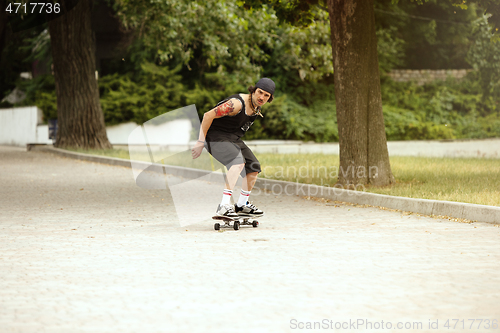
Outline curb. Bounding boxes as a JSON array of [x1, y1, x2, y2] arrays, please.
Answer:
[[31, 145, 500, 224]]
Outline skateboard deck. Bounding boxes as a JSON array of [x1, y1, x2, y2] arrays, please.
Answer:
[[212, 215, 263, 230]]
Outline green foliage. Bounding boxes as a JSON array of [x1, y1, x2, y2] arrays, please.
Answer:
[[479, 113, 500, 137], [8, 0, 500, 143], [383, 105, 456, 140], [380, 74, 500, 139], [20, 29, 51, 69], [25, 70, 499, 142], [99, 62, 185, 125], [456, 111, 500, 138], [467, 15, 500, 112], [104, 0, 340, 141], [16, 74, 57, 121], [95, 63, 500, 141], [0, 21, 47, 103], [376, 26, 406, 73], [109, 0, 279, 85], [241, 0, 321, 27], [466, 0, 500, 33], [245, 95, 338, 142], [109, 0, 339, 97], [2, 27, 53, 121], [376, 0, 480, 69], [266, 8, 333, 82]]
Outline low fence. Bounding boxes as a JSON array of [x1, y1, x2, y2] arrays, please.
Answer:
[[0, 106, 52, 147], [0, 107, 192, 147], [387, 69, 473, 85]]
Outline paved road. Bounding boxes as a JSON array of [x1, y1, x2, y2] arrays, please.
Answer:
[[1, 145, 499, 333]]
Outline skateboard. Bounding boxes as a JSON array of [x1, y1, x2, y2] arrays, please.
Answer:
[[212, 215, 262, 230]]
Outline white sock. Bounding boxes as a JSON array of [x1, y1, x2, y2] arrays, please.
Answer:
[[237, 189, 251, 207], [221, 189, 233, 206]]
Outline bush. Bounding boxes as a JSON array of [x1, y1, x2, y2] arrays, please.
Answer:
[[383, 105, 455, 140], [456, 112, 500, 139], [16, 74, 57, 121], [244, 95, 338, 142], [380, 74, 499, 140], [17, 64, 498, 142], [467, 15, 500, 112], [99, 62, 185, 125]]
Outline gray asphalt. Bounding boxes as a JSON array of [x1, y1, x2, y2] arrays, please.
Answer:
[[1, 145, 500, 333]]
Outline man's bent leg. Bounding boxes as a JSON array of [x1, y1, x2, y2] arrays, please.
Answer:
[[225, 163, 245, 190], [216, 163, 245, 217], [235, 172, 263, 215], [241, 172, 258, 192]]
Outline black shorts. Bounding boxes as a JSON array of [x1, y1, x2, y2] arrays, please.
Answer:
[[205, 132, 261, 178]]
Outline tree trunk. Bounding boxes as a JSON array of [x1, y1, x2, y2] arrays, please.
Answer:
[[48, 0, 112, 149], [0, 0, 8, 58], [327, 0, 394, 187]]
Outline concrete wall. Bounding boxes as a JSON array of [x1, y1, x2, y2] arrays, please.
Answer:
[[106, 119, 192, 145], [244, 139, 500, 158], [387, 69, 473, 85], [0, 107, 192, 147], [0, 106, 52, 147]]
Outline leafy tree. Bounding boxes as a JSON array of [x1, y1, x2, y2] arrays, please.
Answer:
[[48, 0, 111, 149], [268, 8, 333, 82], [0, 0, 48, 107], [377, 0, 480, 69], [2, 0, 112, 149], [244, 0, 394, 186], [107, 0, 339, 122], [461, 0, 500, 38], [467, 15, 500, 114], [327, 0, 394, 186], [17, 74, 58, 120], [109, 0, 279, 87], [262, 7, 336, 111], [242, 0, 500, 187], [99, 62, 185, 125], [376, 26, 406, 73]]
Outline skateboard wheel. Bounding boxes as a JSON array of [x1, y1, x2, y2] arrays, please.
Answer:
[[214, 223, 220, 231], [252, 221, 259, 228], [233, 221, 240, 230]]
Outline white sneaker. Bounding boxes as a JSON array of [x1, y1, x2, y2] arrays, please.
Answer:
[[216, 204, 238, 218], [234, 202, 264, 216]]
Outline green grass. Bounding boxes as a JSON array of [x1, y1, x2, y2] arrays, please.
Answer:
[[257, 153, 500, 207], [368, 156, 500, 207], [67, 148, 500, 207]]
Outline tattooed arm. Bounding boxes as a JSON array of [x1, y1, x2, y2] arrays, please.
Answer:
[[213, 99, 241, 118], [192, 98, 242, 159]]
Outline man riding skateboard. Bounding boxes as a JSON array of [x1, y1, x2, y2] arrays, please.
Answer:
[[191, 78, 275, 219]]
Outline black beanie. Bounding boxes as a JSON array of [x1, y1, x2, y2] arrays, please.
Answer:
[[255, 78, 275, 95]]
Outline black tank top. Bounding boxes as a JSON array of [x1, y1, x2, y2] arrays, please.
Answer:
[[207, 94, 258, 139]]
